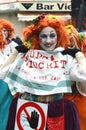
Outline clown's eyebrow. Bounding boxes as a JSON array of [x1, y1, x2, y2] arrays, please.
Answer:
[[50, 30, 55, 33], [40, 30, 56, 35]]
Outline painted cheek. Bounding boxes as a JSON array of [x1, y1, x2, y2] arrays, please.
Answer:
[[39, 38, 43, 43], [55, 38, 57, 42]]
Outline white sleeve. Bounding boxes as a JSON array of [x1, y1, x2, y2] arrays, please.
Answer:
[[70, 52, 86, 82], [0, 49, 18, 79], [1, 48, 18, 69], [76, 82, 86, 96], [75, 51, 86, 66], [10, 40, 18, 52], [0, 65, 10, 79]]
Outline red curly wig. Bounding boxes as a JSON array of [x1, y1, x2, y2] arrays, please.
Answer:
[[65, 25, 86, 56], [0, 25, 7, 50], [22, 14, 71, 50], [0, 19, 15, 50], [0, 19, 15, 39]]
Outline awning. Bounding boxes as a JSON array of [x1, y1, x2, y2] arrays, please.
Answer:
[[17, 13, 71, 22], [17, 13, 39, 21]]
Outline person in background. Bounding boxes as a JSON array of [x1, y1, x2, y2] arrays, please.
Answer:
[[0, 19, 23, 130], [0, 19, 23, 78], [64, 24, 86, 130], [0, 19, 16, 63]]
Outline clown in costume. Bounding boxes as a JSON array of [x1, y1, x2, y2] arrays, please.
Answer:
[[0, 19, 23, 78], [0, 19, 17, 56], [64, 24, 86, 130], [0, 19, 22, 130], [2, 14, 86, 129]]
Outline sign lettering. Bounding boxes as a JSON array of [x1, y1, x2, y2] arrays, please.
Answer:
[[37, 3, 54, 10], [19, 2, 71, 11]]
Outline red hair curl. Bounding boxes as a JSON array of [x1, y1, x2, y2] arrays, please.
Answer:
[[65, 25, 86, 56], [0, 25, 7, 50]]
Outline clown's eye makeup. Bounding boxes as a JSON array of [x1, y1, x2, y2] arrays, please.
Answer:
[[2, 28, 7, 33], [39, 33, 57, 39], [39, 34, 47, 38], [50, 33, 56, 38]]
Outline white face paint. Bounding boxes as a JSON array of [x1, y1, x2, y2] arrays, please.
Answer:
[[39, 26, 57, 51], [2, 28, 8, 39]]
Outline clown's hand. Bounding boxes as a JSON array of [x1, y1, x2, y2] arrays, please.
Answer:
[[15, 45, 28, 53], [27, 110, 39, 129], [61, 47, 80, 58], [12, 36, 23, 45]]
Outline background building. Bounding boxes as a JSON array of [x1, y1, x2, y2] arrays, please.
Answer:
[[71, 0, 86, 31], [0, 0, 71, 38]]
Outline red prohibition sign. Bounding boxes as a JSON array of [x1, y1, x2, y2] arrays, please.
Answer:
[[16, 102, 46, 130]]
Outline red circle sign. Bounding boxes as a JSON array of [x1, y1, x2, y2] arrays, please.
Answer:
[[16, 102, 46, 130]]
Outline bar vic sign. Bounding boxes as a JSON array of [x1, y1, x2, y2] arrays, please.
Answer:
[[19, 2, 71, 12]]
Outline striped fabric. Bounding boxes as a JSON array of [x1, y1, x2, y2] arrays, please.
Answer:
[[4, 48, 73, 96]]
